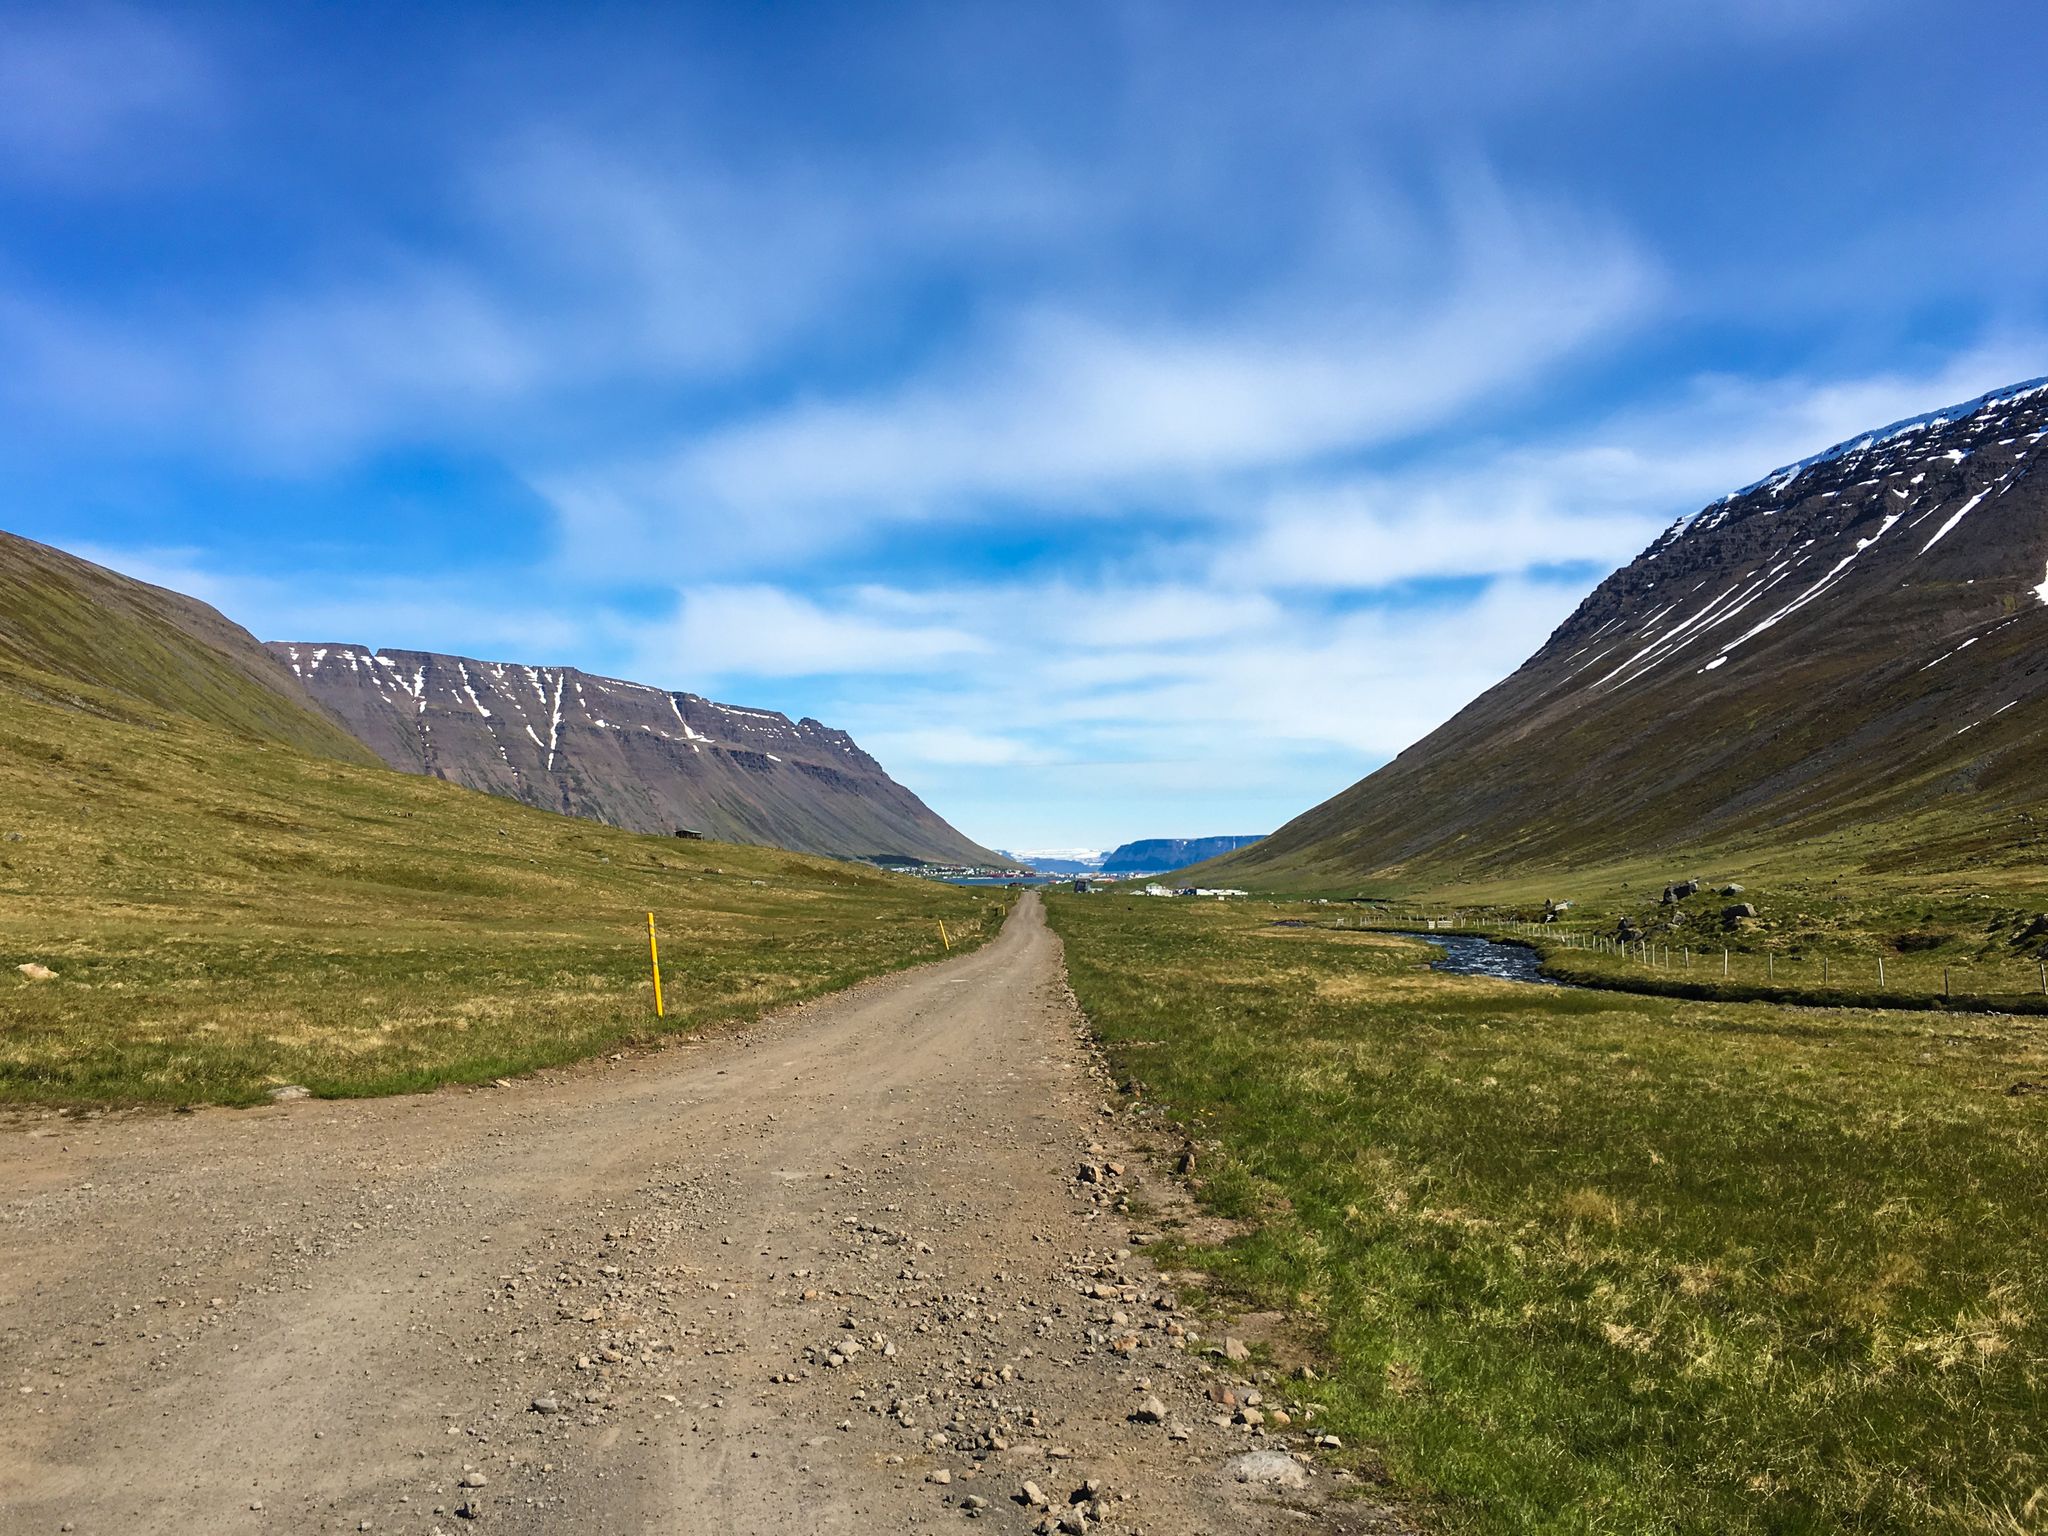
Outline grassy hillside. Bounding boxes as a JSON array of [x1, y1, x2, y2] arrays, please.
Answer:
[[0, 534, 1003, 1105], [1048, 893, 2048, 1536], [0, 531, 378, 764]]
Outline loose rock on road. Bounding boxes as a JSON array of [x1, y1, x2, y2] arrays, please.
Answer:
[[1, 894, 1406, 1533]]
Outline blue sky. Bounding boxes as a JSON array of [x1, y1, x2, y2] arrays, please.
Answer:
[[4, 1, 2045, 853]]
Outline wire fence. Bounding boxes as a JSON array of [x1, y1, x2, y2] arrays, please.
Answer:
[[1337, 912, 2048, 1004]]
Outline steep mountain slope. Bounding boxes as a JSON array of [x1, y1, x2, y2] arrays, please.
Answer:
[[0, 531, 375, 765], [1210, 377, 2048, 888], [1100, 835, 1264, 876], [271, 644, 996, 865]]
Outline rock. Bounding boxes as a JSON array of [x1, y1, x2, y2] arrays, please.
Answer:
[[1223, 1337, 1250, 1362], [530, 1395, 560, 1415], [928, 1469, 952, 1485], [2, 831, 23, 841], [1225, 1449, 1310, 1489], [1723, 903, 1758, 923], [963, 1494, 989, 1512], [458, 1472, 487, 1488], [1076, 1162, 1104, 1184], [1719, 884, 1745, 897], [1133, 1395, 1167, 1423], [1020, 1480, 1049, 1508], [268, 1085, 311, 1102], [16, 962, 55, 981]]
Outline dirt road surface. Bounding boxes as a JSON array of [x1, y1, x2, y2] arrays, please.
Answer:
[[2, 894, 1405, 1535]]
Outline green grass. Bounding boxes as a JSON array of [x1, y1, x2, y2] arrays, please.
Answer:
[[1250, 846, 2048, 1011], [0, 654, 1007, 1105], [1047, 893, 2048, 1536]]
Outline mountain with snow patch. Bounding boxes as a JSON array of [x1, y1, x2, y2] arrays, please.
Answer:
[[271, 644, 995, 865], [1204, 376, 2048, 887]]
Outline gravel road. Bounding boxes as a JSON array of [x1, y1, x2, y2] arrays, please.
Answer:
[[2, 894, 1406, 1534]]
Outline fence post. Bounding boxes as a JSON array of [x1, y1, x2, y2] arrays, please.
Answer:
[[647, 911, 665, 1019], [1878, 955, 1885, 988], [1722, 948, 1728, 978]]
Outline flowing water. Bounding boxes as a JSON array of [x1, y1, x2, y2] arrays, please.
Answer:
[[1387, 930, 1562, 985]]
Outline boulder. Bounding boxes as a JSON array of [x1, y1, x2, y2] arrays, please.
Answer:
[[1225, 1450, 1310, 1489], [1722, 902, 1758, 923], [1719, 884, 1745, 897]]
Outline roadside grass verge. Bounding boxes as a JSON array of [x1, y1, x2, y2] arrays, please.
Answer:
[[1047, 893, 2048, 1536], [0, 667, 1007, 1105]]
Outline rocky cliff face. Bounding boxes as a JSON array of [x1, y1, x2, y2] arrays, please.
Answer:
[[268, 644, 995, 864], [1210, 376, 2048, 886]]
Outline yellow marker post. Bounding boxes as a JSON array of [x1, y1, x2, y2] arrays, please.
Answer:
[[647, 911, 665, 1018], [938, 921, 951, 951]]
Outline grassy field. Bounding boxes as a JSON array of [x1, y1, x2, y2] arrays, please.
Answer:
[[1047, 892, 2048, 1536], [0, 657, 1006, 1105], [1271, 841, 2048, 1012]]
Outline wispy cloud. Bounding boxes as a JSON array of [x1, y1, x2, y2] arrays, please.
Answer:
[[547, 180, 1656, 572], [0, 3, 215, 178]]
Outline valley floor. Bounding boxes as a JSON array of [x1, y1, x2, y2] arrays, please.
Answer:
[[1047, 893, 2048, 1536], [0, 895, 1392, 1535]]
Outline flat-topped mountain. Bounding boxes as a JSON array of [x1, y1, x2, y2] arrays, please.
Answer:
[[271, 643, 995, 864], [1207, 376, 2048, 888], [1100, 836, 1264, 876]]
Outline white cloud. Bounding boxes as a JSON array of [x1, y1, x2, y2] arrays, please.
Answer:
[[629, 585, 991, 681], [1224, 335, 2048, 591], [547, 181, 1657, 569], [64, 336, 2047, 854]]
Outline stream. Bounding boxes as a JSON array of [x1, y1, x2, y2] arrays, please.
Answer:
[[1387, 930, 1562, 985]]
